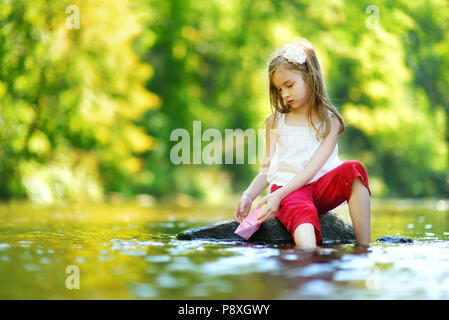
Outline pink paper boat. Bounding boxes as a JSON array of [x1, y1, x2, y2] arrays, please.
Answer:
[[234, 207, 263, 240]]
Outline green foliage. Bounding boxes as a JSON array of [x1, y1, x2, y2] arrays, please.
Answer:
[[0, 0, 159, 203], [135, 0, 449, 199], [0, 0, 448, 203]]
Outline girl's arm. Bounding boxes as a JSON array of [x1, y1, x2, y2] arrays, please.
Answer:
[[234, 173, 268, 223], [242, 173, 269, 201], [273, 115, 341, 200], [243, 114, 278, 200], [234, 114, 277, 222]]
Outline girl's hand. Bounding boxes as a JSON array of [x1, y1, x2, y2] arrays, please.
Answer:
[[234, 195, 252, 223], [256, 192, 282, 224]]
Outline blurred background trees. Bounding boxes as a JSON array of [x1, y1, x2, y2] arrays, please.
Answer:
[[1, 0, 448, 205], [0, 0, 159, 203]]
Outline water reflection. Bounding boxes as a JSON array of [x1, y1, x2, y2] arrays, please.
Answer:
[[0, 201, 449, 299]]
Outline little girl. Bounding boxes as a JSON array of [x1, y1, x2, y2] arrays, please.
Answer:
[[234, 38, 371, 248]]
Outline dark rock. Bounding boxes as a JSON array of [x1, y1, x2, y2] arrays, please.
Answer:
[[320, 212, 356, 245], [375, 235, 414, 244], [176, 211, 355, 245], [176, 218, 291, 244]]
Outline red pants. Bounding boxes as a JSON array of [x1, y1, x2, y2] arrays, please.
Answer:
[[270, 160, 371, 245]]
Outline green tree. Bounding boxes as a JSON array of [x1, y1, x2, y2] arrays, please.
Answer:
[[0, 0, 159, 203]]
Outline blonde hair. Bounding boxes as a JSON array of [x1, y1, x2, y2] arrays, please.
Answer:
[[265, 38, 344, 139]]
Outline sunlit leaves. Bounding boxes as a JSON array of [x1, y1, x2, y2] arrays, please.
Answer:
[[1, 0, 449, 202], [0, 0, 158, 202]]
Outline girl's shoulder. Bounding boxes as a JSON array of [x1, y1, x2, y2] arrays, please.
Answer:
[[265, 112, 283, 120], [264, 112, 283, 128]]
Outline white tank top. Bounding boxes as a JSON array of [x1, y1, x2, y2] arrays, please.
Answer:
[[266, 111, 342, 192]]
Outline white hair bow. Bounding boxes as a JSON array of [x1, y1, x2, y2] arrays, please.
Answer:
[[283, 45, 307, 65]]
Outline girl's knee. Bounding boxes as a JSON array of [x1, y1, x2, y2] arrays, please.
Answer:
[[294, 223, 317, 249], [351, 177, 371, 197], [352, 176, 363, 185], [342, 161, 369, 188], [344, 160, 364, 171]]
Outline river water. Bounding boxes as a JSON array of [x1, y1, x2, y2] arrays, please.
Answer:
[[0, 199, 448, 299]]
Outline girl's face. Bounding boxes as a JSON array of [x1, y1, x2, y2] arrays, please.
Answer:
[[272, 67, 309, 111]]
